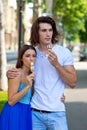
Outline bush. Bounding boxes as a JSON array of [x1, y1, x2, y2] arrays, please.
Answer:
[[0, 91, 7, 112]]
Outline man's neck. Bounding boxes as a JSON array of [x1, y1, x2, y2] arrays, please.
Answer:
[[38, 44, 49, 55], [38, 44, 47, 50]]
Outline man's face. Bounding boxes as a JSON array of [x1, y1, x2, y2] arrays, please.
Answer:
[[38, 23, 53, 46]]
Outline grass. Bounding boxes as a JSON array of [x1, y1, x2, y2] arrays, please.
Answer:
[[0, 91, 8, 112]]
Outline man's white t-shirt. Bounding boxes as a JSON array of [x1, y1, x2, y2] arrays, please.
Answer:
[[31, 44, 74, 111]]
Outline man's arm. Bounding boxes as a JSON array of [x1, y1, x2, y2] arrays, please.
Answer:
[[6, 68, 20, 79], [55, 64, 77, 88], [48, 50, 77, 88]]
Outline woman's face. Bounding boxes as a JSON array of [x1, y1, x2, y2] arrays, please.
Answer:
[[21, 49, 36, 69]]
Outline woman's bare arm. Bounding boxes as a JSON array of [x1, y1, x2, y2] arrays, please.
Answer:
[[8, 72, 34, 106]]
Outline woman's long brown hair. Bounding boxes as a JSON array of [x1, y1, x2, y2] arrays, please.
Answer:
[[16, 44, 36, 69]]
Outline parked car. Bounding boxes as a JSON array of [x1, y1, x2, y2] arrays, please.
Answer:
[[79, 47, 87, 61]]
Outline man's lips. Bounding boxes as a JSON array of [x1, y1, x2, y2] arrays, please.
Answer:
[[45, 38, 51, 41]]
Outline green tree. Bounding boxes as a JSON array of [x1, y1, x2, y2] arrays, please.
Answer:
[[79, 17, 87, 44], [27, 0, 87, 42], [52, 0, 87, 41]]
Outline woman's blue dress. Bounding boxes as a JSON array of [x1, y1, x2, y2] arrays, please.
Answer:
[[0, 84, 32, 130]]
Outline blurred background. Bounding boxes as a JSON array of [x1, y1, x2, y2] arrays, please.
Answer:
[[0, 0, 87, 51], [0, 1, 87, 130]]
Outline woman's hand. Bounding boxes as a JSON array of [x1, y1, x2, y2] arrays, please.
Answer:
[[61, 94, 65, 103], [26, 72, 35, 87]]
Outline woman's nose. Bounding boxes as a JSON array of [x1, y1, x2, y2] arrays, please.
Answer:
[[30, 56, 34, 62]]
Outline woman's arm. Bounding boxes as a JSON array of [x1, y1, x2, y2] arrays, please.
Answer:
[[8, 72, 34, 106]]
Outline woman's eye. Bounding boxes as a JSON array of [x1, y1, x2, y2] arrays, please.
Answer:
[[33, 55, 36, 57], [26, 54, 30, 57]]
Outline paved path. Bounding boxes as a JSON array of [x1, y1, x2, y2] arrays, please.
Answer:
[[65, 61, 87, 130]]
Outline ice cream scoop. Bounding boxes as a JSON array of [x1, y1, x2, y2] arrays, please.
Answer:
[[30, 62, 34, 73], [47, 44, 52, 50]]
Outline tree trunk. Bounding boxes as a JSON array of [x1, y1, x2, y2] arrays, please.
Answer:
[[45, 0, 53, 16], [0, 0, 7, 91], [32, 0, 39, 23]]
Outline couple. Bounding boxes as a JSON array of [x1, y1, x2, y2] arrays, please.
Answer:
[[0, 16, 77, 130]]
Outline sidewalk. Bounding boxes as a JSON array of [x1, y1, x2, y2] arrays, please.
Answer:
[[65, 61, 87, 130], [74, 61, 87, 70], [6, 50, 18, 69]]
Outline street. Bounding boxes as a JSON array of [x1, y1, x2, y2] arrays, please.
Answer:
[[65, 62, 87, 130], [7, 55, 87, 130]]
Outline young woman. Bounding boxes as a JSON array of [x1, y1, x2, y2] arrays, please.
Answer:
[[0, 45, 36, 130]]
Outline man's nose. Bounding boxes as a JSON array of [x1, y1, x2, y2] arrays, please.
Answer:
[[47, 31, 50, 35]]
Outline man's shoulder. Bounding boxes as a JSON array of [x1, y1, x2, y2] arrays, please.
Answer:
[[54, 44, 72, 56], [54, 43, 67, 50]]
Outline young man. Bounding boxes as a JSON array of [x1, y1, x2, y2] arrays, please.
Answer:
[[7, 16, 77, 130]]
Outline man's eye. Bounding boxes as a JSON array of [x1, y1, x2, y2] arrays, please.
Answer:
[[49, 29, 53, 31], [42, 29, 46, 32]]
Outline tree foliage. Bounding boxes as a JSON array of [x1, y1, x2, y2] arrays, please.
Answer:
[[52, 0, 87, 41], [27, 0, 32, 3], [26, 0, 87, 43], [79, 16, 87, 44]]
